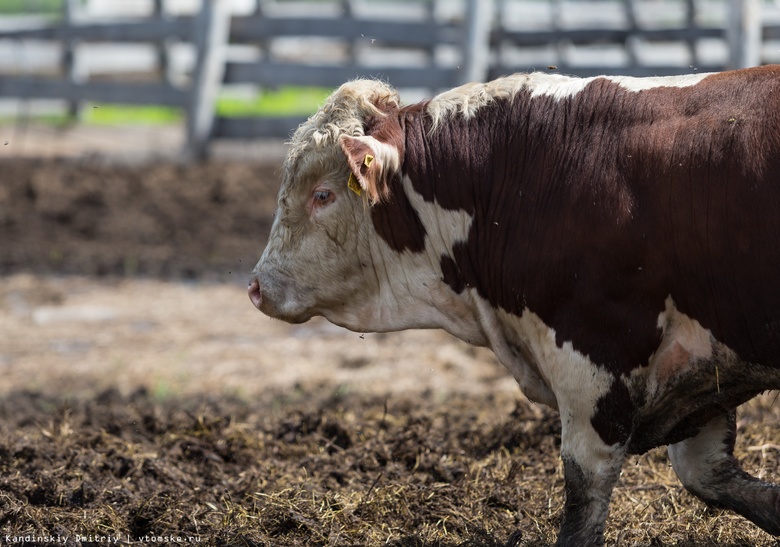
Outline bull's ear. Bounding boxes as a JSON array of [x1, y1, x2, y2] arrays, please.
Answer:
[[339, 134, 400, 204]]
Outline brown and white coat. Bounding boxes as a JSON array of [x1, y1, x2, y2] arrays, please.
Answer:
[[250, 65, 780, 546]]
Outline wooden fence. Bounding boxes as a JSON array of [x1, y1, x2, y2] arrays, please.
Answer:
[[0, 0, 776, 158], [210, 0, 487, 151], [489, 0, 769, 78]]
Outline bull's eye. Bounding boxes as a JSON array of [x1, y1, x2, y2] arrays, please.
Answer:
[[310, 188, 335, 214], [314, 190, 331, 202]]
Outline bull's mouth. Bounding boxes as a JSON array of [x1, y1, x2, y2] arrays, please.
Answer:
[[247, 277, 314, 324]]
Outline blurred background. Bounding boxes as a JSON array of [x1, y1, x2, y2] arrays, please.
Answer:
[[0, 0, 779, 399], [0, 0, 778, 159], [3, 3, 780, 545], [0, 0, 778, 398]]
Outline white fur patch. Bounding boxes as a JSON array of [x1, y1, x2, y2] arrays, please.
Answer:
[[668, 413, 730, 495], [645, 297, 716, 397], [286, 79, 400, 165], [526, 72, 592, 100], [605, 72, 712, 93], [427, 71, 713, 130], [325, 248, 486, 344], [378, 176, 482, 342], [494, 307, 625, 479], [362, 135, 402, 175], [529, 72, 712, 101], [328, 175, 483, 343], [401, 175, 473, 258], [497, 308, 615, 409]]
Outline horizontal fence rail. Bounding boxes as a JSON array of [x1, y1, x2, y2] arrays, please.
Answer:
[[0, 0, 774, 158], [0, 78, 187, 105], [0, 18, 194, 42], [208, 1, 483, 149]]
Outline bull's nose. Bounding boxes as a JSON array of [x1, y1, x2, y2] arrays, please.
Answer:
[[248, 278, 263, 310]]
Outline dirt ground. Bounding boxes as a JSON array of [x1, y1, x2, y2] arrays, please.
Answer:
[[1, 126, 780, 546]]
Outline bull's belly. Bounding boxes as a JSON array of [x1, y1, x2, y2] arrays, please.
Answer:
[[493, 298, 780, 455], [629, 298, 780, 453]]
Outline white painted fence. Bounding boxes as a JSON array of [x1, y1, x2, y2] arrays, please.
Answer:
[[0, 0, 775, 158]]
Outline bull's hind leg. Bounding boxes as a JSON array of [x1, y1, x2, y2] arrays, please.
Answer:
[[668, 410, 780, 535]]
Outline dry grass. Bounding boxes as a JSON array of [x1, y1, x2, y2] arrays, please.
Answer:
[[0, 387, 778, 546], [1, 156, 779, 545]]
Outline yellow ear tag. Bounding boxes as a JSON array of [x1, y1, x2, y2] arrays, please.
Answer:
[[347, 172, 362, 196], [347, 154, 375, 196]]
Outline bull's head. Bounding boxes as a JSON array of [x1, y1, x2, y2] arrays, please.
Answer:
[[248, 80, 406, 330]]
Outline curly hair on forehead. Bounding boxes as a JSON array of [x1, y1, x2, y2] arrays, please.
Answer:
[[274, 79, 402, 213], [284, 79, 401, 167]]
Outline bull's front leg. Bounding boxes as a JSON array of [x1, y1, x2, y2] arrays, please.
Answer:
[[555, 401, 628, 547], [500, 310, 632, 545], [549, 371, 634, 546]]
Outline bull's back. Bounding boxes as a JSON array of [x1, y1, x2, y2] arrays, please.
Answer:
[[624, 67, 780, 367], [405, 65, 780, 371]]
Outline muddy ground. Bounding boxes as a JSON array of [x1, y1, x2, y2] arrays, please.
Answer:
[[1, 132, 780, 546]]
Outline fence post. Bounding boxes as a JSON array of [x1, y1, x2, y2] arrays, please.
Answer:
[[683, 0, 697, 67], [461, 0, 493, 84], [185, 0, 231, 160], [153, 0, 173, 85], [63, 0, 81, 120], [727, 0, 762, 69]]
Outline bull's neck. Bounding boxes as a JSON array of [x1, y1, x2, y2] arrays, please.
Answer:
[[345, 105, 523, 343], [399, 102, 520, 214], [389, 99, 534, 333]]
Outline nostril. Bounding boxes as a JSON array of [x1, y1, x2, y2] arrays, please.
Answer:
[[248, 278, 263, 310]]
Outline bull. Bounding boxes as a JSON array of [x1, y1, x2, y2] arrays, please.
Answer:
[[248, 65, 780, 546]]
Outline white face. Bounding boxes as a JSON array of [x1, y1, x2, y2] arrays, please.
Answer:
[[249, 145, 485, 340], [249, 148, 377, 326]]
